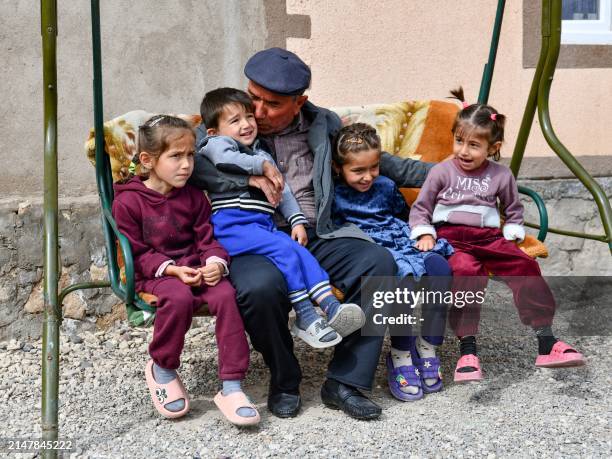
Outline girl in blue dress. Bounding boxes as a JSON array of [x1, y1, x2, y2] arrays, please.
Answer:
[[332, 123, 454, 401]]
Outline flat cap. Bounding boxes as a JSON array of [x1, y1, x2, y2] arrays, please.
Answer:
[[244, 47, 311, 96]]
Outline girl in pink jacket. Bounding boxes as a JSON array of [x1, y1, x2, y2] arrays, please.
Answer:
[[410, 88, 585, 383]]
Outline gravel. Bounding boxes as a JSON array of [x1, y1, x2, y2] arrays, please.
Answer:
[[1, 313, 610, 458]]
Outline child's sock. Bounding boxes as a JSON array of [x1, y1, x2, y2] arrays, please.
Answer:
[[534, 325, 559, 355], [319, 295, 341, 320], [457, 336, 478, 374], [459, 335, 477, 356], [390, 347, 419, 395], [416, 336, 439, 387], [222, 380, 257, 418], [294, 298, 338, 343], [293, 298, 319, 329], [152, 363, 185, 412]]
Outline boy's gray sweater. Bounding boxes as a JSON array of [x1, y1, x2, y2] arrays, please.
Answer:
[[200, 135, 308, 228]]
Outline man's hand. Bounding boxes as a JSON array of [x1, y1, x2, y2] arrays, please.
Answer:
[[291, 224, 308, 246], [164, 265, 202, 287], [249, 175, 281, 207], [262, 161, 284, 193], [415, 234, 435, 252], [199, 263, 224, 287]]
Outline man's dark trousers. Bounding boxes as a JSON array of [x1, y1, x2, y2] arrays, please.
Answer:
[[229, 228, 397, 394]]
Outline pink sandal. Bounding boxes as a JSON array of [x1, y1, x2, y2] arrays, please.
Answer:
[[144, 360, 190, 419], [535, 341, 586, 368], [453, 354, 483, 383], [213, 391, 261, 426]]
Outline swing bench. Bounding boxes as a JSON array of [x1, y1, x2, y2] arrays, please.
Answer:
[[84, 100, 549, 327]]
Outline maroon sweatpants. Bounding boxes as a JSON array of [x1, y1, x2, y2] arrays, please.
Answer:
[[141, 276, 249, 380], [437, 225, 556, 337]]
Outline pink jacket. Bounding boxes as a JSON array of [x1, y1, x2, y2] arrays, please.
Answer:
[[409, 159, 525, 242]]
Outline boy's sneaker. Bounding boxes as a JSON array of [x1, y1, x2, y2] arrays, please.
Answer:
[[327, 303, 365, 337]]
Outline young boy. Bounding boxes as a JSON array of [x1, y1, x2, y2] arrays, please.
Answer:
[[196, 87, 365, 348]]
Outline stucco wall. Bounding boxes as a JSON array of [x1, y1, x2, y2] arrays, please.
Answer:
[[2, 0, 610, 199], [1, 0, 270, 198], [287, 0, 612, 159]]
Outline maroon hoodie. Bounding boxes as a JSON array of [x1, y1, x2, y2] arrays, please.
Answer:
[[112, 176, 228, 287]]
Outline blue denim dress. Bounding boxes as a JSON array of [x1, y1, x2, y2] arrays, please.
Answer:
[[333, 176, 453, 280]]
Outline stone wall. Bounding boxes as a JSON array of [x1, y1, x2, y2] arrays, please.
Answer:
[[521, 177, 612, 276], [2, 175, 611, 341], [0, 196, 117, 341]]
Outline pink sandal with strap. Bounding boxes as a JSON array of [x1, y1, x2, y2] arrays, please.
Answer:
[[144, 359, 190, 419], [454, 354, 483, 383], [214, 391, 261, 426], [535, 341, 586, 368]]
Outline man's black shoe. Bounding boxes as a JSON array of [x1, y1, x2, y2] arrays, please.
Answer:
[[267, 391, 301, 418], [320, 379, 382, 420]]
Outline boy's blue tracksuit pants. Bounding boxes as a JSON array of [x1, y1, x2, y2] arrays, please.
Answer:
[[211, 208, 333, 305]]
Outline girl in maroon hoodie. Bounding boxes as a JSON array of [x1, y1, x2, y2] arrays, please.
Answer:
[[112, 115, 259, 425], [410, 89, 585, 383]]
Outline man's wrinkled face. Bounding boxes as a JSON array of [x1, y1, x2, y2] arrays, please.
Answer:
[[246, 81, 307, 135]]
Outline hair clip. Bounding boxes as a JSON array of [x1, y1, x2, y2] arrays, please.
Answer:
[[462, 102, 469, 109], [147, 115, 166, 127], [490, 113, 497, 121], [346, 137, 364, 145]]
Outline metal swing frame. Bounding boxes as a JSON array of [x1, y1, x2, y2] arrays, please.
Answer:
[[39, 1, 612, 456]]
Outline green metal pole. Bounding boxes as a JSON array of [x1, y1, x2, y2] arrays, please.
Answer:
[[478, 0, 506, 104], [518, 185, 548, 242], [537, 0, 612, 254], [41, 0, 59, 456], [91, 0, 107, 204], [524, 222, 610, 242], [90, 0, 129, 301], [59, 282, 110, 306], [510, 0, 551, 177]]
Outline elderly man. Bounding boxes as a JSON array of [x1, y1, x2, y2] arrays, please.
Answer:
[[191, 48, 432, 420]]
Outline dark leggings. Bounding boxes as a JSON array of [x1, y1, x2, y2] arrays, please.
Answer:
[[390, 253, 452, 350]]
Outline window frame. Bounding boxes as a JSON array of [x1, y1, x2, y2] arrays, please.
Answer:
[[562, 0, 612, 45]]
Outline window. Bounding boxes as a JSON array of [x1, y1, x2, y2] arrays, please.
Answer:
[[523, 0, 612, 68], [562, 0, 612, 44]]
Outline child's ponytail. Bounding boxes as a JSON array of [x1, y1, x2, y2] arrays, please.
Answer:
[[120, 153, 142, 184], [449, 87, 467, 106]]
